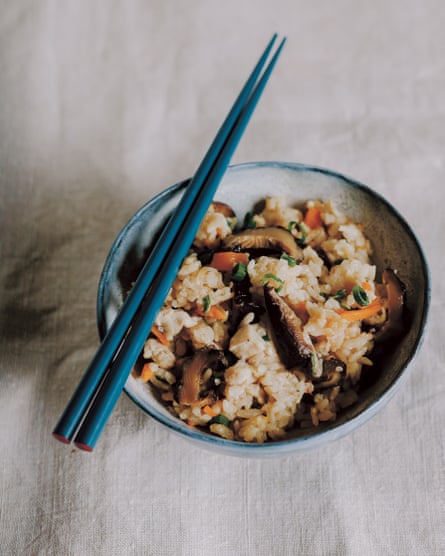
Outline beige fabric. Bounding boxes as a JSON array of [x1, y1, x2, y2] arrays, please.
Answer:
[[1, 1, 444, 554]]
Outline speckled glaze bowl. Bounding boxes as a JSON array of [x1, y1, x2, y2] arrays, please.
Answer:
[[97, 162, 430, 457]]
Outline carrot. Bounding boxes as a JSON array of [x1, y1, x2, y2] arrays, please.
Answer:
[[338, 299, 383, 321], [361, 281, 372, 291], [304, 206, 323, 229], [209, 251, 249, 271], [206, 304, 227, 320], [140, 363, 155, 383], [186, 420, 197, 427], [151, 325, 169, 345], [202, 401, 222, 417]]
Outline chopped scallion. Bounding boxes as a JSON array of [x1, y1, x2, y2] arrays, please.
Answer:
[[202, 295, 211, 313], [243, 211, 256, 229], [280, 253, 297, 267], [287, 221, 306, 246], [210, 414, 230, 427], [231, 262, 247, 282], [352, 285, 370, 306], [262, 273, 284, 293]]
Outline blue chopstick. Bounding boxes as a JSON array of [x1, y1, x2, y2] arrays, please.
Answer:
[[53, 35, 285, 449], [73, 37, 286, 451], [52, 35, 279, 444]]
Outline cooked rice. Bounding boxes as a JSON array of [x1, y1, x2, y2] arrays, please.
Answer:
[[138, 196, 390, 443]]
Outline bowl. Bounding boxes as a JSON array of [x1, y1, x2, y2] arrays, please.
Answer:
[[97, 162, 430, 457]]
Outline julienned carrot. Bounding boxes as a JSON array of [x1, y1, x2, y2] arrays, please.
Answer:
[[141, 363, 154, 383], [206, 304, 227, 320], [304, 206, 323, 229], [209, 251, 249, 271], [338, 299, 383, 321], [202, 401, 222, 417], [151, 325, 169, 345], [196, 303, 227, 320], [361, 281, 372, 291]]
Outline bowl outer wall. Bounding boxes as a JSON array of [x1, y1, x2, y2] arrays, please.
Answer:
[[96, 161, 430, 456]]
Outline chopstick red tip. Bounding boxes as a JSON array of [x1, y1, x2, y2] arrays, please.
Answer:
[[74, 442, 94, 452], [53, 432, 71, 444]]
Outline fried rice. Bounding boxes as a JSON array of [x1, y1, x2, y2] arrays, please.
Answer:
[[137, 196, 404, 443]]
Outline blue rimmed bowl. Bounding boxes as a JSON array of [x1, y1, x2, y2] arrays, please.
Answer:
[[97, 162, 430, 458]]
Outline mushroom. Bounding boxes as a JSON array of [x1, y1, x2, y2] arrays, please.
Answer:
[[212, 201, 236, 218], [313, 358, 346, 390], [375, 268, 405, 342], [178, 349, 227, 405], [222, 226, 302, 258], [263, 285, 320, 375]]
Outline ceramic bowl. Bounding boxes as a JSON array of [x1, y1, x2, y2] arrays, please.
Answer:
[[97, 162, 430, 457]]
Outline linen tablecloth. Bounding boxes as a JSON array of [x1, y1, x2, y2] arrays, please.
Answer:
[[1, 1, 444, 554]]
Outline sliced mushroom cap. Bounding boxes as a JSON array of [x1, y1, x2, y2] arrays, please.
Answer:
[[375, 268, 405, 342], [222, 226, 302, 258], [263, 285, 316, 372], [212, 201, 236, 218], [178, 349, 227, 405], [314, 358, 346, 390]]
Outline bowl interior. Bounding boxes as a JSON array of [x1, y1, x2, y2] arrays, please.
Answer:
[[97, 162, 429, 455]]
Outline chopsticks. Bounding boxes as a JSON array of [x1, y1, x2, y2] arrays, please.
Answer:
[[53, 34, 286, 451]]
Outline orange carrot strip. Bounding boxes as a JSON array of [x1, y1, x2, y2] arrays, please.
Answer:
[[304, 206, 323, 229], [202, 401, 222, 417], [151, 325, 169, 345], [361, 281, 372, 291], [187, 420, 197, 427], [338, 299, 383, 321], [209, 251, 249, 271], [206, 305, 227, 320], [141, 363, 155, 383]]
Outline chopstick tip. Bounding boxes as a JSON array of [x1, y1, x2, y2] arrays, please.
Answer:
[[52, 432, 71, 445], [74, 441, 94, 453]]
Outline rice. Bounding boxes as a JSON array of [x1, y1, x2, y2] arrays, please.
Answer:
[[138, 196, 396, 443]]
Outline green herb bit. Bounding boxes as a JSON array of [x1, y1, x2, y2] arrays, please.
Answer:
[[262, 273, 284, 293], [287, 221, 306, 247], [333, 258, 346, 266], [352, 285, 370, 307], [262, 334, 271, 342], [280, 253, 297, 267], [199, 250, 214, 265], [210, 414, 230, 427], [231, 262, 247, 282], [332, 289, 347, 301], [202, 295, 211, 313], [243, 211, 257, 229]]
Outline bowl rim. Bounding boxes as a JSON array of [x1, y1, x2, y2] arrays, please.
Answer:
[[97, 160, 431, 454]]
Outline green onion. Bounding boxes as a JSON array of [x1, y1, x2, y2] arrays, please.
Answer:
[[332, 289, 347, 301], [262, 273, 284, 293], [333, 258, 346, 266], [280, 253, 297, 267], [243, 211, 256, 229], [198, 250, 214, 265], [210, 414, 230, 427], [202, 295, 211, 313], [231, 262, 247, 282], [352, 285, 370, 306], [262, 334, 271, 342], [287, 221, 306, 246], [321, 289, 346, 302]]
